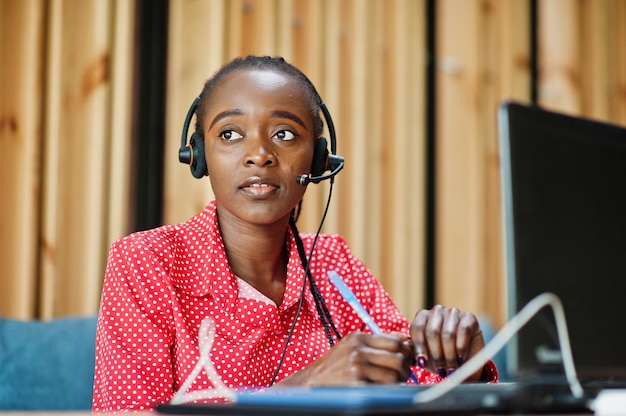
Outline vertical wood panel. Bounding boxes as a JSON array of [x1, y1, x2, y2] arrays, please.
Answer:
[[289, 0, 327, 234], [40, 0, 64, 318], [487, 0, 531, 325], [0, 0, 134, 319], [611, 0, 626, 125], [320, 0, 342, 234], [579, 0, 609, 119], [342, 0, 370, 263], [40, 0, 114, 318], [385, 0, 427, 316], [163, 0, 222, 225], [367, 1, 383, 279], [537, 0, 581, 113], [377, 0, 394, 270], [436, 0, 484, 314], [239, 0, 277, 55], [436, 0, 530, 325], [538, 0, 626, 126], [0, 0, 44, 319], [107, 0, 135, 249], [404, 0, 428, 316], [333, 0, 356, 247]]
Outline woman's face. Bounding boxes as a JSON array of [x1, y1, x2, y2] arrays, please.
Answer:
[[202, 69, 316, 226]]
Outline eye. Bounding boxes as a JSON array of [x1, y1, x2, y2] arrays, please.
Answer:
[[219, 130, 243, 142], [273, 130, 297, 141]]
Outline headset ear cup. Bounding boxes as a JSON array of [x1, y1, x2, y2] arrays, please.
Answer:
[[311, 138, 329, 176], [189, 133, 208, 178]]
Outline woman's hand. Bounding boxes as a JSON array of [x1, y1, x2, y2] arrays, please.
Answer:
[[410, 305, 485, 381], [279, 332, 414, 386]]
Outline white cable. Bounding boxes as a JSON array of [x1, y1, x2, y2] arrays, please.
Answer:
[[170, 317, 236, 404], [413, 292, 584, 404]]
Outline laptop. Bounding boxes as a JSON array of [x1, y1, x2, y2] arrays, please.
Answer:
[[156, 382, 585, 416], [499, 101, 626, 392], [159, 101, 619, 415]]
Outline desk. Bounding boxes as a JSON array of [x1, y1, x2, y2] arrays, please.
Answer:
[[0, 413, 594, 416]]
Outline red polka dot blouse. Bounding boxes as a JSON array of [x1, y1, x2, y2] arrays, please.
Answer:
[[92, 201, 496, 412]]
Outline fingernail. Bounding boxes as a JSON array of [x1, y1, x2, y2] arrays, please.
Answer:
[[417, 355, 427, 368], [457, 356, 464, 366], [437, 367, 447, 377], [447, 368, 456, 376]]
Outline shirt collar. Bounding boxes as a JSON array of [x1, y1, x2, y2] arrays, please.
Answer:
[[170, 201, 317, 316]]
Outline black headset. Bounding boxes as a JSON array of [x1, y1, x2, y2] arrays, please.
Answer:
[[178, 96, 344, 184]]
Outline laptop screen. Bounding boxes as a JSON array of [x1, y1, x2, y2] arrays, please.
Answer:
[[498, 101, 626, 384]]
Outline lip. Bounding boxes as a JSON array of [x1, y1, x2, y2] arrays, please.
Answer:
[[239, 176, 280, 198]]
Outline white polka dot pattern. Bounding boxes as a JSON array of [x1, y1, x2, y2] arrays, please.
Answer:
[[91, 201, 444, 412]]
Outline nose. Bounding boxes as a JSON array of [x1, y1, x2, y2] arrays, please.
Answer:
[[244, 134, 277, 167]]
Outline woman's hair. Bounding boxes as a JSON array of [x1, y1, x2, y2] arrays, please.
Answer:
[[195, 55, 324, 139]]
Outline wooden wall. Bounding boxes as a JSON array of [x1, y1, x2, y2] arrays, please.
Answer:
[[435, 0, 626, 326], [1, 0, 625, 326], [0, 0, 134, 319]]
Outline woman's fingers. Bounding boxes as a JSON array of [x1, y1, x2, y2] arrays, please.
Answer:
[[283, 332, 414, 386], [411, 305, 485, 378]]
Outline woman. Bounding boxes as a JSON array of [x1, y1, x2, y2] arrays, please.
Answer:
[[92, 56, 496, 412]]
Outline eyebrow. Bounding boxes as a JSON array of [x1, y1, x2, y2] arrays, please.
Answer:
[[209, 109, 244, 130], [208, 109, 308, 131], [270, 110, 307, 130]]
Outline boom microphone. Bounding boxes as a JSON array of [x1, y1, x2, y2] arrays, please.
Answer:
[[296, 154, 345, 186]]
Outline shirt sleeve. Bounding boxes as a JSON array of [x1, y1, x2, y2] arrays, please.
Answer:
[[409, 360, 499, 384], [327, 235, 411, 335], [92, 236, 176, 412], [323, 235, 500, 385]]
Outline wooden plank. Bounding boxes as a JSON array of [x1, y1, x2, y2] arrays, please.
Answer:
[[163, 0, 221, 226], [484, 0, 531, 326], [238, 0, 278, 55], [579, 0, 609, 120], [342, 0, 370, 265], [436, 0, 484, 313], [40, 0, 62, 318], [320, 0, 342, 234], [366, 0, 384, 280], [0, 0, 44, 319], [404, 0, 428, 317], [435, 0, 531, 326], [289, 0, 328, 235], [40, 0, 113, 318], [537, 0, 581, 113], [106, 0, 135, 268], [368, 1, 392, 291], [609, 0, 626, 125], [386, 0, 427, 317]]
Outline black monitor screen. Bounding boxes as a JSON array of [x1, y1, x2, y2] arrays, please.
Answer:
[[499, 101, 626, 383]]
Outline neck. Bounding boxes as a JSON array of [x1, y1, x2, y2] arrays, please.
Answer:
[[217, 209, 291, 306]]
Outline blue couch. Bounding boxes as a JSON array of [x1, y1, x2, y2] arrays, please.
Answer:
[[0, 313, 506, 410], [0, 315, 97, 410]]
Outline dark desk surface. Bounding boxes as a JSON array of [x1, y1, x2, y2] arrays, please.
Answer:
[[2, 413, 596, 416]]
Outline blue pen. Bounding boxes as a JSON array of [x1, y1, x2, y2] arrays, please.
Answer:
[[327, 270, 420, 384]]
